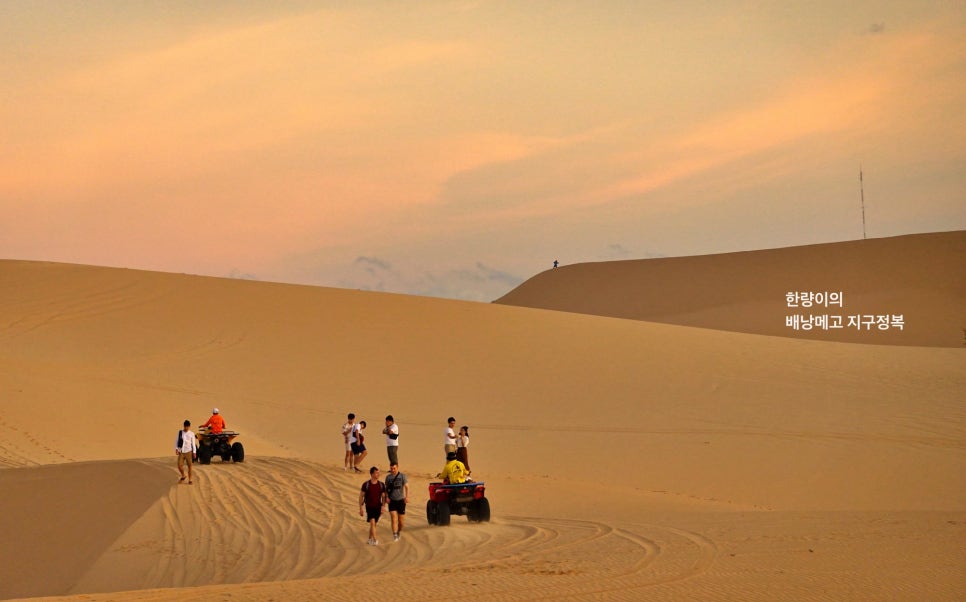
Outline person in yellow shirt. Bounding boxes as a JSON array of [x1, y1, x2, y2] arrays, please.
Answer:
[[439, 451, 469, 484], [202, 408, 226, 434]]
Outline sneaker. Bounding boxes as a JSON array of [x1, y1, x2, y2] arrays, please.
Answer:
[[366, 538, 373, 545], [372, 539, 379, 545], [393, 533, 400, 542]]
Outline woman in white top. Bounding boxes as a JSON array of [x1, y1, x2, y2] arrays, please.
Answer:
[[456, 425, 470, 472]]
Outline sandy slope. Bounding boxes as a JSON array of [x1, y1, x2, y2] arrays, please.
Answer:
[[5, 459, 963, 602], [0, 250, 963, 601], [495, 231, 966, 347]]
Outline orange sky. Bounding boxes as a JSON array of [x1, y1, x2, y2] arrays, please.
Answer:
[[2, 1, 964, 300]]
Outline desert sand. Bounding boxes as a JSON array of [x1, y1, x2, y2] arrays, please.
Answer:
[[0, 232, 963, 601]]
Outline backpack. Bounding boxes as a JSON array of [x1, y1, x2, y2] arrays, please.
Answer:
[[362, 480, 384, 506], [362, 480, 384, 493]]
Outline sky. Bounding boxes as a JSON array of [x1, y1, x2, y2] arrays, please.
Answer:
[[2, 1, 964, 301]]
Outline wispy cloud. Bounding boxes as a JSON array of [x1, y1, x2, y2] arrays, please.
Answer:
[[335, 257, 522, 301], [475, 262, 521, 287], [606, 244, 630, 259], [355, 256, 393, 274], [2, 4, 963, 299]]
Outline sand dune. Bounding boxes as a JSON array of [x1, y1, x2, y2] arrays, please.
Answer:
[[495, 231, 966, 347], [0, 247, 964, 600], [12, 458, 719, 600]]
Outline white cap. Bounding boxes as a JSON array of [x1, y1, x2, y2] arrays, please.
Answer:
[[213, 408, 220, 414]]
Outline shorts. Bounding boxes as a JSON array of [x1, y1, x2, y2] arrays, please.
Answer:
[[388, 499, 406, 514], [365, 506, 382, 522], [345, 441, 352, 452], [444, 444, 457, 454], [351, 442, 366, 455], [177, 452, 193, 469]]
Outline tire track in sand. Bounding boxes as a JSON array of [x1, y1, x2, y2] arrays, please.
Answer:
[[74, 458, 717, 599]]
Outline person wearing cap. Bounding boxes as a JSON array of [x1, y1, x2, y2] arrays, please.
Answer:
[[439, 450, 469, 485], [202, 408, 226, 434]]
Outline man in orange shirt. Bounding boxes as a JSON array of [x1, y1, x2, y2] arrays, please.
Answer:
[[202, 408, 226, 433]]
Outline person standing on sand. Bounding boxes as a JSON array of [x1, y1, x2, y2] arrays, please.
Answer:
[[456, 425, 470, 473], [359, 466, 387, 545], [444, 417, 457, 455], [341, 413, 356, 472], [175, 420, 197, 484], [385, 462, 409, 542], [383, 415, 400, 465], [352, 420, 368, 469]]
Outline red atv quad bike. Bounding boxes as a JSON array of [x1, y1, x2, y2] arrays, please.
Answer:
[[426, 481, 490, 526]]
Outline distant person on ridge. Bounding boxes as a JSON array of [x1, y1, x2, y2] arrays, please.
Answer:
[[202, 408, 225, 434], [553, 260, 559, 268]]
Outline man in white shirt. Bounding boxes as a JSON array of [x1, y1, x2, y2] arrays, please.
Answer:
[[444, 417, 457, 455], [175, 420, 197, 484], [383, 415, 400, 465], [341, 413, 356, 472]]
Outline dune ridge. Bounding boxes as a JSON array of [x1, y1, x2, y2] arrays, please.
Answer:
[[495, 231, 966, 347], [0, 244, 963, 600]]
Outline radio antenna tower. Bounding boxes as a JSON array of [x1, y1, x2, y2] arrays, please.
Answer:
[[859, 165, 867, 240]]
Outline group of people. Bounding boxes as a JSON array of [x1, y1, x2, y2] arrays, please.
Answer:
[[340, 413, 405, 545], [341, 413, 400, 473], [357, 463, 409, 545], [343, 413, 474, 545], [174, 408, 476, 546], [443, 416, 471, 476], [174, 408, 227, 484]]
